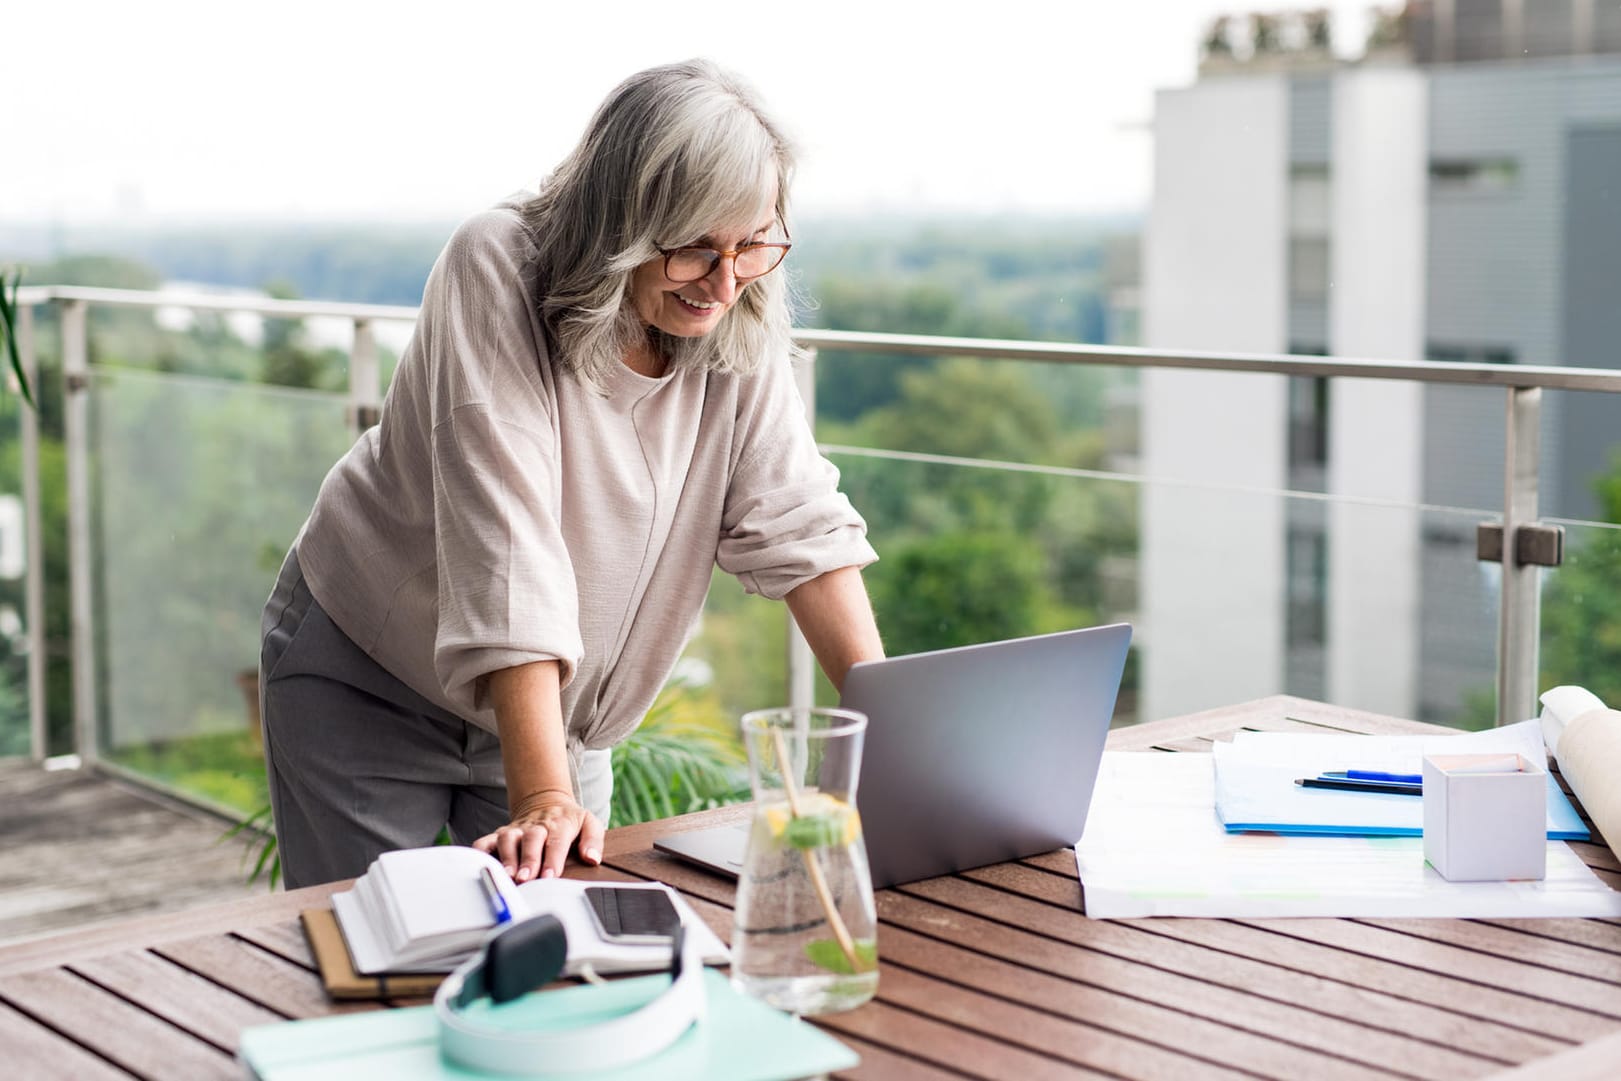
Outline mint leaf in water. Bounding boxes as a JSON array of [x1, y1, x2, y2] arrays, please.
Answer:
[[803, 938, 878, 975], [783, 813, 845, 850]]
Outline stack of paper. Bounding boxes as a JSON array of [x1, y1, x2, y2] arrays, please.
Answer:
[[1075, 751, 1621, 919], [337, 847, 521, 971]]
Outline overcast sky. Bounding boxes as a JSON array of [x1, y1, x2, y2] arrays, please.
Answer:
[[13, 1, 1377, 225]]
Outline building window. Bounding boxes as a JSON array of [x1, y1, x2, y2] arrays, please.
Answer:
[[1288, 237, 1331, 301], [1285, 525, 1328, 648], [1428, 343, 1517, 365], [1453, 0, 1506, 62], [1429, 158, 1520, 194], [1525, 0, 1576, 58], [1285, 345, 1330, 489]]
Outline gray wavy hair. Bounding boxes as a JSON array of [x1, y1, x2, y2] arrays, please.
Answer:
[[521, 59, 798, 387]]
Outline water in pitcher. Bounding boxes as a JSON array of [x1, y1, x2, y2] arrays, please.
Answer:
[[731, 790, 879, 1015], [731, 707, 878, 1014]]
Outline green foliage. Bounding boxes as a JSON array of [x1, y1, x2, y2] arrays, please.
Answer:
[[222, 806, 456, 890], [24, 254, 163, 291], [795, 216, 1122, 423], [0, 660, 30, 757], [0, 249, 353, 758], [804, 938, 878, 975], [687, 569, 789, 719], [108, 728, 269, 812], [844, 358, 1060, 462], [782, 813, 846, 851], [221, 804, 281, 890], [610, 683, 749, 828], [91, 368, 351, 752], [6, 217, 1143, 833], [1540, 453, 1621, 707], [1452, 686, 1498, 733], [820, 347, 1137, 671], [867, 531, 1081, 657], [0, 384, 65, 754], [23, 223, 446, 307], [259, 280, 348, 391], [807, 278, 1028, 422], [1592, 449, 1621, 523], [0, 266, 35, 408], [782, 230, 1140, 705]]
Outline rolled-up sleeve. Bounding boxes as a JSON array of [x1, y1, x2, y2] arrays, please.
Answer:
[[421, 217, 584, 712], [717, 357, 877, 599]]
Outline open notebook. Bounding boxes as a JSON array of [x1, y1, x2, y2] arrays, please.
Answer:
[[330, 846, 727, 976]]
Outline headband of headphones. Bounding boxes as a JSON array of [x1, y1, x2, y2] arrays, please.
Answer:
[[434, 914, 706, 1075]]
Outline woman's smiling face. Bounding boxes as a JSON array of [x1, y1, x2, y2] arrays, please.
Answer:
[[628, 210, 778, 339]]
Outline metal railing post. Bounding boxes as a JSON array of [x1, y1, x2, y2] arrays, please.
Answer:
[[787, 348, 817, 713], [17, 302, 46, 761], [349, 318, 380, 435], [61, 300, 98, 764], [1496, 385, 1542, 726]]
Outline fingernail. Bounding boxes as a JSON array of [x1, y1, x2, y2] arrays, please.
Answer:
[[541, 867, 557, 879], [584, 847, 601, 863], [516, 866, 531, 881]]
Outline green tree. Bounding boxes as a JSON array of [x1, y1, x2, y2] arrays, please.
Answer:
[[1540, 450, 1621, 706], [807, 278, 1029, 422], [259, 280, 348, 392], [866, 531, 1080, 658]]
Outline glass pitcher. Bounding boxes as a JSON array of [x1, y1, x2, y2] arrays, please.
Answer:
[[730, 706, 878, 1015]]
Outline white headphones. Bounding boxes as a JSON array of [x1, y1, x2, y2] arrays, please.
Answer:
[[434, 915, 707, 1075]]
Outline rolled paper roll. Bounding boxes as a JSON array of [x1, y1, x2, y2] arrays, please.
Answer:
[[1540, 685, 1607, 757], [1552, 707, 1621, 852]]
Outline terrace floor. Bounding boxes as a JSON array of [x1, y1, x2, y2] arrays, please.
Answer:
[[0, 759, 270, 947]]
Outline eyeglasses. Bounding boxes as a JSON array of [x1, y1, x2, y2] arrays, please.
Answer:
[[659, 241, 792, 283]]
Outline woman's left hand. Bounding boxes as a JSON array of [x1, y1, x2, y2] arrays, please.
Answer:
[[474, 786, 605, 882]]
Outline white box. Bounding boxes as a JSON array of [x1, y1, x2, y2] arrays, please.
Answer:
[[1422, 753, 1546, 882]]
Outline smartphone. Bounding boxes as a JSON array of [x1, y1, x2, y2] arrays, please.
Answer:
[[583, 885, 681, 945]]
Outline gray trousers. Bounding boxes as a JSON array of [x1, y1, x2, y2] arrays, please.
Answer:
[[260, 551, 612, 889]]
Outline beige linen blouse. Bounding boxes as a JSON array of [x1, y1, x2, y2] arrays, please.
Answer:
[[295, 201, 876, 755]]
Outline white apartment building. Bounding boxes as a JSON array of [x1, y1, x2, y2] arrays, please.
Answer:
[[1141, 2, 1621, 724]]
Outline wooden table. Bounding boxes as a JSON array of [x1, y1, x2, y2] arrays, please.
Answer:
[[4, 696, 1620, 1080]]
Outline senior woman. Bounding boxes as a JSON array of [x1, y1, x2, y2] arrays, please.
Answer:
[[260, 59, 883, 890]]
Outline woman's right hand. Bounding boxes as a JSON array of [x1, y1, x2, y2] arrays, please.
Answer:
[[483, 660, 603, 881], [474, 786, 605, 882]]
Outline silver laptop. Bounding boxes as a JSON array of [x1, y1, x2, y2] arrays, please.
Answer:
[[653, 623, 1132, 889]]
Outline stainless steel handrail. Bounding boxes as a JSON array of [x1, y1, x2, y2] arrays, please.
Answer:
[[792, 327, 1621, 393], [22, 285, 1621, 392], [13, 286, 1620, 760]]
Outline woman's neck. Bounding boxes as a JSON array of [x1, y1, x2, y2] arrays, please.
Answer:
[[623, 337, 668, 379]]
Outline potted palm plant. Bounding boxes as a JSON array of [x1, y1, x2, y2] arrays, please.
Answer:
[[0, 266, 37, 406]]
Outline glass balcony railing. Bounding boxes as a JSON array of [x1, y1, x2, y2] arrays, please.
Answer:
[[90, 368, 353, 813], [6, 286, 1621, 824]]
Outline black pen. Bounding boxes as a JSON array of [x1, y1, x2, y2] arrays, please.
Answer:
[[1294, 777, 1423, 796]]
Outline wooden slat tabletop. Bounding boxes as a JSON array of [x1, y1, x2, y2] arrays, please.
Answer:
[[2, 694, 1619, 1080]]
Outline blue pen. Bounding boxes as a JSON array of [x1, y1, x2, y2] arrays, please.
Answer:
[[1323, 770, 1424, 785], [480, 865, 513, 925]]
